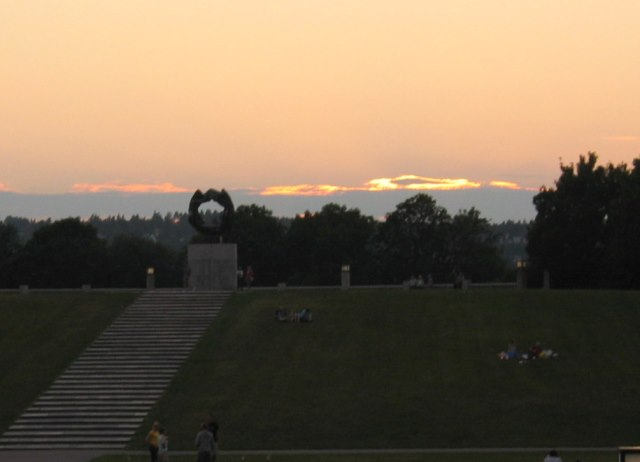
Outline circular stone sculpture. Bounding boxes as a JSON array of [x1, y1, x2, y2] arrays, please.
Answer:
[[188, 188, 234, 240]]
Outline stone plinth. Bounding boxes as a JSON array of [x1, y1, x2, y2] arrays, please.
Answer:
[[188, 243, 238, 291]]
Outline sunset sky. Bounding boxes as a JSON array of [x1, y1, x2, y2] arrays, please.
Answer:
[[2, 1, 639, 201]]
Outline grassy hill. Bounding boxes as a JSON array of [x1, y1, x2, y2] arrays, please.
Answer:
[[133, 289, 640, 450], [0, 291, 138, 434]]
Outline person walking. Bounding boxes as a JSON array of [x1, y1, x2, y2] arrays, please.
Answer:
[[158, 427, 169, 462], [145, 421, 160, 462], [195, 423, 215, 462], [244, 265, 254, 289]]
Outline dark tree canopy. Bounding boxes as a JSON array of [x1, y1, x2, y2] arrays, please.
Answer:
[[376, 194, 450, 283], [0, 222, 21, 288], [229, 204, 286, 286], [21, 218, 109, 288], [528, 152, 640, 288], [447, 208, 505, 282], [108, 234, 183, 288], [286, 203, 377, 285]]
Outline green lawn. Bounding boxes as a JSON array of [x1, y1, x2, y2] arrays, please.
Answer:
[[0, 291, 138, 433], [131, 289, 640, 450], [93, 450, 617, 462]]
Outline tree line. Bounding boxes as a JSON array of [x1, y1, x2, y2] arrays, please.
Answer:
[[0, 193, 524, 289], [4, 152, 634, 290]]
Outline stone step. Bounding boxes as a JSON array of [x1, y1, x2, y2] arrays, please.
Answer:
[[15, 417, 144, 424], [10, 423, 140, 430], [54, 378, 170, 384], [63, 366, 180, 372], [21, 411, 149, 418], [0, 443, 130, 449], [0, 436, 131, 444], [3, 430, 135, 437], [49, 384, 169, 391], [40, 392, 158, 398], [69, 355, 186, 369], [35, 393, 158, 400], [102, 326, 209, 331], [33, 399, 156, 406], [25, 405, 151, 412], [89, 338, 199, 345], [57, 372, 174, 379]]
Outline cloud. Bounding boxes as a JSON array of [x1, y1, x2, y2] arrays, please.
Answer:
[[71, 182, 190, 194], [489, 180, 522, 190], [258, 175, 533, 196], [261, 184, 354, 196], [365, 175, 481, 191]]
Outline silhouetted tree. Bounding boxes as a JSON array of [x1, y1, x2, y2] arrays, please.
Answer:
[[229, 204, 286, 286], [527, 152, 632, 288], [447, 208, 506, 282], [20, 218, 108, 288], [107, 234, 182, 288], [286, 204, 376, 285], [375, 194, 450, 283], [602, 158, 640, 288], [0, 222, 21, 288]]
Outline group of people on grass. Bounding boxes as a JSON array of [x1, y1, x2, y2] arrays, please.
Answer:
[[498, 339, 558, 361], [146, 414, 220, 462], [275, 307, 313, 323]]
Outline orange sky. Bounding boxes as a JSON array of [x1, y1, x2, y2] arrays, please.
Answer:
[[2, 1, 639, 196]]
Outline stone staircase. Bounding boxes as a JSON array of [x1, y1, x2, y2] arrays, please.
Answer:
[[0, 290, 230, 450]]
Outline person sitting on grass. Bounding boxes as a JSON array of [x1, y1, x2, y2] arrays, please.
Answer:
[[275, 308, 288, 322], [498, 339, 519, 360], [506, 339, 518, 360], [299, 308, 313, 323], [528, 341, 543, 359]]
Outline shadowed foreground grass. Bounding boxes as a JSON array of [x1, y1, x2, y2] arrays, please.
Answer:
[[0, 291, 138, 434], [93, 450, 616, 462], [132, 289, 640, 450]]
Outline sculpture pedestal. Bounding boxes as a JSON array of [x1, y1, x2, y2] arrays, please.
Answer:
[[188, 244, 237, 291]]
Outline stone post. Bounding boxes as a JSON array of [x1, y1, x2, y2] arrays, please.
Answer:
[[146, 267, 155, 290], [341, 265, 351, 290]]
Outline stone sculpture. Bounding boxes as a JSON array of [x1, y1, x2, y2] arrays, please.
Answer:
[[188, 188, 234, 241]]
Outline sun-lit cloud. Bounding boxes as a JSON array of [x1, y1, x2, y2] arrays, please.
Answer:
[[71, 182, 190, 194], [258, 175, 543, 196], [489, 181, 539, 191], [365, 175, 481, 191], [489, 181, 521, 190], [260, 175, 482, 196], [605, 136, 638, 141], [261, 184, 354, 196]]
